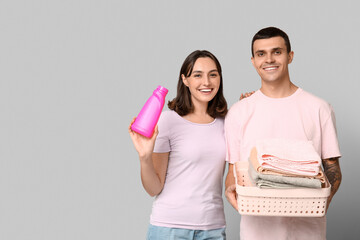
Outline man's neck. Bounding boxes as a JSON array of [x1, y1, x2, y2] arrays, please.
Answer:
[[260, 79, 298, 98]]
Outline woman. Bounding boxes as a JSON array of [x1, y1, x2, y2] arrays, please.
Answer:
[[129, 50, 228, 239]]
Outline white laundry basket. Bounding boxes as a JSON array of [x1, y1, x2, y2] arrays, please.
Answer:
[[234, 161, 331, 217]]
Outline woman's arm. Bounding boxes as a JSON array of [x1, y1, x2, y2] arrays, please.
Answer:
[[129, 118, 169, 196], [140, 152, 169, 196]]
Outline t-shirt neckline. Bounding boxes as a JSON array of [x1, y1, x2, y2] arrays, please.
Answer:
[[172, 111, 217, 126], [258, 87, 302, 101]]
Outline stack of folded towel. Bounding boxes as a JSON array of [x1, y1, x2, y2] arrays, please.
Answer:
[[248, 139, 326, 189]]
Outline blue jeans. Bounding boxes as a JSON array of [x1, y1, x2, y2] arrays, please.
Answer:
[[146, 224, 226, 240]]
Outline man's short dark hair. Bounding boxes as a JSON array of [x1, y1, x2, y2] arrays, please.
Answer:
[[251, 27, 291, 57]]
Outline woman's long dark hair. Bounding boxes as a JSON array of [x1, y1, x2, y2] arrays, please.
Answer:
[[168, 50, 228, 118]]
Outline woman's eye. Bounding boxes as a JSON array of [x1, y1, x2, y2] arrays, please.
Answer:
[[194, 74, 201, 78], [210, 74, 218, 77]]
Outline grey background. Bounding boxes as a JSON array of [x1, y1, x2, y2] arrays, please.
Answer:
[[1, 0, 359, 239]]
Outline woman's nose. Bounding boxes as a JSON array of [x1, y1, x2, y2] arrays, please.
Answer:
[[203, 75, 210, 85]]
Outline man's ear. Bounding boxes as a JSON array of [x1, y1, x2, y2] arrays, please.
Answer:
[[288, 51, 294, 64], [182, 74, 188, 87], [251, 57, 255, 67]]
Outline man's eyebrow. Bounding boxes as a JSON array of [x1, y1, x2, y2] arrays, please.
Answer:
[[272, 47, 284, 51], [255, 47, 284, 53]]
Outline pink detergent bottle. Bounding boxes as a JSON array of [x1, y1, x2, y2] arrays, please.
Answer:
[[131, 85, 168, 138]]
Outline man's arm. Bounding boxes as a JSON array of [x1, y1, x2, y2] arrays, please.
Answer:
[[225, 163, 238, 211], [322, 157, 342, 210]]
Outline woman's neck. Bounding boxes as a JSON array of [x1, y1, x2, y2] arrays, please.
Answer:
[[183, 112, 214, 124], [183, 101, 214, 124]]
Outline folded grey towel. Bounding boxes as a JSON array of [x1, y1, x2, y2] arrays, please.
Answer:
[[248, 161, 322, 189]]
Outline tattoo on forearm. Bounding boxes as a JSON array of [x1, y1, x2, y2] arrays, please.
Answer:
[[322, 157, 342, 196]]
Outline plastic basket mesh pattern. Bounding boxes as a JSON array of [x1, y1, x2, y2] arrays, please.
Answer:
[[234, 161, 330, 217]]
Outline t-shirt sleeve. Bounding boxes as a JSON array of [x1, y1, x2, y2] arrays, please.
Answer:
[[153, 111, 171, 153], [225, 105, 241, 163], [320, 104, 341, 159]]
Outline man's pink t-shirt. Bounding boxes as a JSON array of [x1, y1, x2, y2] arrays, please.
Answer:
[[225, 88, 341, 240], [152, 110, 226, 230]]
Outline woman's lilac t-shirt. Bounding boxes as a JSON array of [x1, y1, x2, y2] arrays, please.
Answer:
[[151, 111, 226, 230]]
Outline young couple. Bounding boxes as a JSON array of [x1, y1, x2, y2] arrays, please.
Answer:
[[129, 27, 342, 240]]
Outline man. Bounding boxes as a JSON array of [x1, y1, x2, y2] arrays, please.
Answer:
[[224, 27, 342, 239]]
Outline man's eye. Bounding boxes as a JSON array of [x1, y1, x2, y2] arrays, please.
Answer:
[[275, 51, 281, 55], [257, 53, 264, 57]]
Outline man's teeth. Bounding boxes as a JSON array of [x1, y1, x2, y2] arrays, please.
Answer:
[[264, 67, 277, 70], [200, 89, 211, 92]]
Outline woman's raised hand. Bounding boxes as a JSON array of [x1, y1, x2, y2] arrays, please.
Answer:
[[128, 117, 159, 158]]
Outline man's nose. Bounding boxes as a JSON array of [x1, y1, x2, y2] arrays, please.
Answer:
[[265, 54, 275, 63]]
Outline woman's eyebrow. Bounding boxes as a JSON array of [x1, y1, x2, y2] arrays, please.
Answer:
[[192, 69, 218, 74]]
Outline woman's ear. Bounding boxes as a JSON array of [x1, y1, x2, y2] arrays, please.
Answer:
[[182, 74, 188, 87]]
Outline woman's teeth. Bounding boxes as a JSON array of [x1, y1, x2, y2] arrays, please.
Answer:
[[199, 89, 212, 92]]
